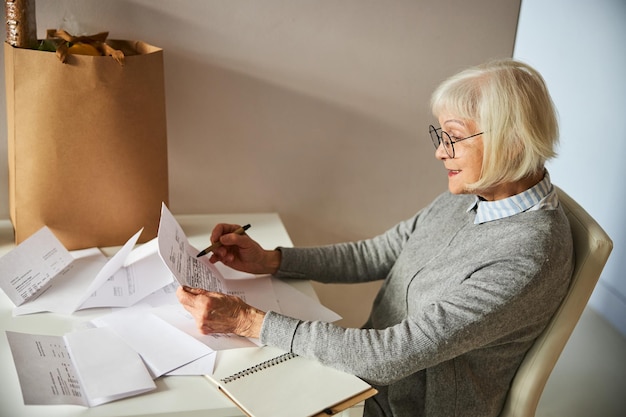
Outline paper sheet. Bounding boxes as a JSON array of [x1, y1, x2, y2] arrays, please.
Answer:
[[79, 252, 174, 310], [166, 351, 217, 375], [0, 227, 74, 306], [92, 308, 215, 377], [157, 204, 281, 311], [6, 327, 155, 407], [12, 250, 107, 315], [6, 331, 86, 406], [157, 204, 225, 291]]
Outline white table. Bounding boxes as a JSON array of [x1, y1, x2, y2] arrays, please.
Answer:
[[0, 213, 322, 417]]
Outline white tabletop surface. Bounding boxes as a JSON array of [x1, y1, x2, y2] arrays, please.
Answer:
[[0, 213, 313, 417]]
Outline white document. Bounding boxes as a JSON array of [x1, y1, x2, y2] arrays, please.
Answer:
[[157, 203, 281, 312], [0, 227, 75, 306], [12, 250, 108, 315], [0, 227, 174, 316], [92, 308, 215, 377], [5, 327, 156, 407], [79, 251, 174, 310], [157, 203, 227, 291]]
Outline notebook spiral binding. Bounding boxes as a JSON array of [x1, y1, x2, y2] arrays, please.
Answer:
[[221, 352, 298, 384]]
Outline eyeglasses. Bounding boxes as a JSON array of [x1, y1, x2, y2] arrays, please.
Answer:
[[429, 125, 483, 158]]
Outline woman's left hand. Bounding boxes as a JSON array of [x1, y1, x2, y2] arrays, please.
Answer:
[[176, 286, 266, 338]]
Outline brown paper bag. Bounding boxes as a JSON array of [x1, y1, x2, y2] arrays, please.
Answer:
[[4, 39, 169, 249]]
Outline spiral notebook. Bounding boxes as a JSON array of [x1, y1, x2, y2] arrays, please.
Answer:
[[205, 346, 377, 417]]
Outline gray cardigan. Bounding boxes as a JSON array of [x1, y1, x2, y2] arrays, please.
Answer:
[[260, 191, 574, 417]]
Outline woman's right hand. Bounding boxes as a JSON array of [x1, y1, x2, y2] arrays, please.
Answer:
[[207, 223, 281, 275]]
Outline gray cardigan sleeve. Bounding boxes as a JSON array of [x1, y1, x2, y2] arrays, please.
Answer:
[[274, 212, 422, 285]]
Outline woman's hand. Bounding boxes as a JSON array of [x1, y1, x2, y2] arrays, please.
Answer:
[[207, 223, 281, 274], [176, 286, 266, 338]]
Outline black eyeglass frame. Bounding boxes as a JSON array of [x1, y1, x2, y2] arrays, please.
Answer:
[[429, 125, 484, 158]]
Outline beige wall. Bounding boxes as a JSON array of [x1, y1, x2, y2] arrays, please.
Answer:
[[0, 0, 520, 326]]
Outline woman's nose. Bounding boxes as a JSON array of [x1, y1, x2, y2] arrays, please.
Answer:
[[435, 141, 449, 160]]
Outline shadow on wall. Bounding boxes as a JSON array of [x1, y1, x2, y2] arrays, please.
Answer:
[[165, 48, 443, 247]]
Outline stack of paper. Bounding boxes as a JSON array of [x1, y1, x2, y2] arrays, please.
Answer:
[[0, 227, 173, 315]]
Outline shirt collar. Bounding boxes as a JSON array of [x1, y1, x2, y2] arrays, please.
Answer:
[[467, 170, 556, 224]]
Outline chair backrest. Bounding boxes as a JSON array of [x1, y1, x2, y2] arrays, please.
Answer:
[[499, 186, 613, 417]]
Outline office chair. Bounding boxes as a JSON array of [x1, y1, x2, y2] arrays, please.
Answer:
[[499, 186, 614, 417]]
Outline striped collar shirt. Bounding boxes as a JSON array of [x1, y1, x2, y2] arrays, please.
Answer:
[[468, 170, 559, 224]]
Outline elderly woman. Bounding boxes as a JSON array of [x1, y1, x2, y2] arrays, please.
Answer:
[[177, 59, 574, 417]]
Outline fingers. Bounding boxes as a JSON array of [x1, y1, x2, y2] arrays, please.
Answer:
[[176, 285, 192, 305], [176, 286, 203, 305], [182, 286, 204, 295], [207, 223, 251, 265], [220, 230, 250, 246], [209, 244, 233, 263], [210, 223, 245, 249]]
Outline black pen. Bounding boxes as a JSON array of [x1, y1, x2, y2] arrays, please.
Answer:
[[196, 224, 251, 257]]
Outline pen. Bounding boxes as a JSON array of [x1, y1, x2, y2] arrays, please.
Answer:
[[196, 224, 251, 257]]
